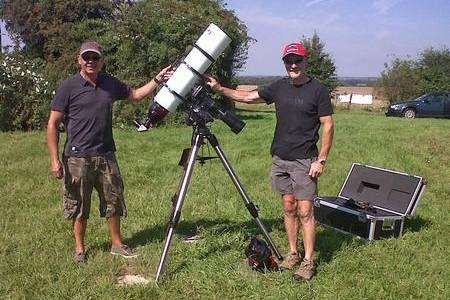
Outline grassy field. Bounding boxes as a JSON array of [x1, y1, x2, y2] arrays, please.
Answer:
[[0, 109, 449, 299]]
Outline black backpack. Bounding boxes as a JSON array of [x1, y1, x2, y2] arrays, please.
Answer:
[[245, 236, 278, 272]]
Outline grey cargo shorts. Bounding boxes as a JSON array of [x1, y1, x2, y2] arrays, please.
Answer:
[[270, 155, 318, 201], [62, 153, 127, 219]]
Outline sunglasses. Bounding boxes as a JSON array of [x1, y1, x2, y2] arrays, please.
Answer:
[[283, 57, 304, 65], [81, 53, 101, 62]]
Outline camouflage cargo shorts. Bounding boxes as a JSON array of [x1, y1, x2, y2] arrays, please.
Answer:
[[62, 153, 127, 219]]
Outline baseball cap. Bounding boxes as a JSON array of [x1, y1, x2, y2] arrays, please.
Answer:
[[282, 42, 308, 58], [79, 41, 102, 56]]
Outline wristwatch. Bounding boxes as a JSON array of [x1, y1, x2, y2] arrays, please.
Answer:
[[318, 158, 326, 165]]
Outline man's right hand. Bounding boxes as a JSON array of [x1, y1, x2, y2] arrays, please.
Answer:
[[205, 75, 221, 92], [51, 159, 63, 179]]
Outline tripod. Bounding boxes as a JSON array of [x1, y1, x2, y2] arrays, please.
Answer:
[[155, 123, 283, 282]]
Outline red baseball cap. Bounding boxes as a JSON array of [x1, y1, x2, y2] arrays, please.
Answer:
[[282, 42, 308, 58], [79, 41, 102, 56]]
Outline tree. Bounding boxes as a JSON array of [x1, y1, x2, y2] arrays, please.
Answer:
[[301, 32, 338, 94], [416, 47, 450, 93], [104, 0, 252, 123], [0, 0, 252, 129], [378, 57, 420, 103], [378, 47, 450, 103], [105, 0, 250, 85], [1, 0, 250, 84], [0, 0, 115, 59]]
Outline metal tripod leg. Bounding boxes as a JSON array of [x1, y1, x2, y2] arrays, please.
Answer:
[[206, 133, 283, 260], [155, 133, 203, 283]]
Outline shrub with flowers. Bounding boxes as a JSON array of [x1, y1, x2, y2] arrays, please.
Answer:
[[0, 53, 54, 131]]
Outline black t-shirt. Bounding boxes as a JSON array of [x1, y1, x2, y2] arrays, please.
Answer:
[[258, 77, 333, 160], [51, 72, 131, 157]]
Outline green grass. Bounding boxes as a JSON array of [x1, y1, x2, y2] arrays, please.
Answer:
[[1, 110, 449, 299]]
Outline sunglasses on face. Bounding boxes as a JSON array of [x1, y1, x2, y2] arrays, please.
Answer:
[[81, 53, 101, 62], [283, 57, 304, 65]]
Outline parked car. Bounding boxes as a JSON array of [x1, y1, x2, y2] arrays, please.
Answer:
[[385, 92, 450, 118]]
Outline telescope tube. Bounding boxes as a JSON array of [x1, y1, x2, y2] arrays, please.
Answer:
[[143, 23, 231, 129]]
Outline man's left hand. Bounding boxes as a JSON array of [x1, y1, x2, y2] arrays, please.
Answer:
[[204, 75, 222, 92], [308, 161, 324, 178], [155, 65, 174, 82]]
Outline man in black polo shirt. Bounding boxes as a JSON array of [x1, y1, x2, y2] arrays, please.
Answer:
[[47, 41, 172, 263], [206, 42, 334, 280]]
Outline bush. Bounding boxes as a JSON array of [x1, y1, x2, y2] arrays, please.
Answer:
[[0, 54, 53, 131], [378, 47, 450, 104], [103, 0, 252, 125]]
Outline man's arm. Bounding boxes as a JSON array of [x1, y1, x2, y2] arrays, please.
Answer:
[[129, 65, 173, 103], [317, 115, 334, 161], [308, 115, 334, 178], [46, 110, 65, 179], [206, 76, 265, 104]]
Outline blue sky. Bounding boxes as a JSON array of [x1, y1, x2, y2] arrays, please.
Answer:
[[224, 0, 450, 77], [0, 21, 10, 46], [2, 1, 449, 77]]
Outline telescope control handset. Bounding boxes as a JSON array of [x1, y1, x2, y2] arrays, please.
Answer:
[[133, 23, 232, 131]]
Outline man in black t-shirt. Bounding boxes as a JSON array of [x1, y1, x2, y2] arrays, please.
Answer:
[[206, 42, 334, 280], [47, 41, 172, 263]]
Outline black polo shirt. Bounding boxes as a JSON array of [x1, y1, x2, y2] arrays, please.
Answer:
[[51, 72, 131, 157], [258, 77, 333, 160]]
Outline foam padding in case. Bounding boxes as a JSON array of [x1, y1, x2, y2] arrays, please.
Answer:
[[339, 164, 421, 215]]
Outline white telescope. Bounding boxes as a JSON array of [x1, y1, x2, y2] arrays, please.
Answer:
[[136, 23, 232, 131]]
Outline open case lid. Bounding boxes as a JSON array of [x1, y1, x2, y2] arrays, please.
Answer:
[[338, 163, 425, 216]]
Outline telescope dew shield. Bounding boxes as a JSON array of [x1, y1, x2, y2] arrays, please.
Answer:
[[215, 109, 246, 134], [145, 23, 231, 128]]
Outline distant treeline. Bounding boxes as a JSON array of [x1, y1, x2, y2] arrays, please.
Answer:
[[236, 76, 284, 86], [236, 76, 379, 87], [338, 77, 379, 87]]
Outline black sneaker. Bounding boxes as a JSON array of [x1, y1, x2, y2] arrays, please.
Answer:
[[110, 244, 138, 258]]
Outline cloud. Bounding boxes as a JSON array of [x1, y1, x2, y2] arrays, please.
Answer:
[[236, 4, 342, 33], [373, 0, 403, 15], [305, 0, 330, 7]]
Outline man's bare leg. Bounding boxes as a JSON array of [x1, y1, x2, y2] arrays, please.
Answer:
[[298, 200, 315, 261], [107, 215, 123, 247], [74, 217, 87, 253], [283, 194, 299, 254]]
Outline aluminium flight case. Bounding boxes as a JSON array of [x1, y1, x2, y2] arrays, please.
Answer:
[[314, 163, 426, 241]]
